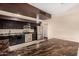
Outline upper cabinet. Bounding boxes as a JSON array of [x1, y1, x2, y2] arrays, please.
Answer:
[[0, 3, 51, 20]]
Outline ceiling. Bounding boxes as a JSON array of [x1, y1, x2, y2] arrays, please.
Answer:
[[29, 3, 78, 16]]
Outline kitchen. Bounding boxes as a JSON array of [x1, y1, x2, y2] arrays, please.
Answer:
[[0, 3, 51, 55], [0, 3, 79, 56]]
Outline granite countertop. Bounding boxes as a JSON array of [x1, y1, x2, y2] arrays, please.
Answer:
[[0, 32, 33, 37], [0, 33, 24, 36], [5, 38, 79, 56]]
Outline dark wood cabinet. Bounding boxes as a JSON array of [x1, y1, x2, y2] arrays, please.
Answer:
[[0, 3, 51, 20]]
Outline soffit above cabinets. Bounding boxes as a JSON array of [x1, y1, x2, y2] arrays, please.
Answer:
[[0, 3, 51, 20]]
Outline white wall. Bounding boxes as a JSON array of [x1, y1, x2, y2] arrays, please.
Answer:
[[48, 5, 79, 42]]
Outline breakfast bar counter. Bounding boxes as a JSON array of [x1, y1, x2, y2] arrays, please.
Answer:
[[5, 38, 79, 56]]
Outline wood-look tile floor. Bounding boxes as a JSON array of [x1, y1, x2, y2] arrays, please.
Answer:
[[8, 38, 79, 56]]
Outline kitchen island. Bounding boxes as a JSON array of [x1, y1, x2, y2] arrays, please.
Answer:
[[4, 38, 79, 56]]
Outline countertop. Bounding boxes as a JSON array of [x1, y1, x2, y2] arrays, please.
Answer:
[[5, 38, 79, 56]]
